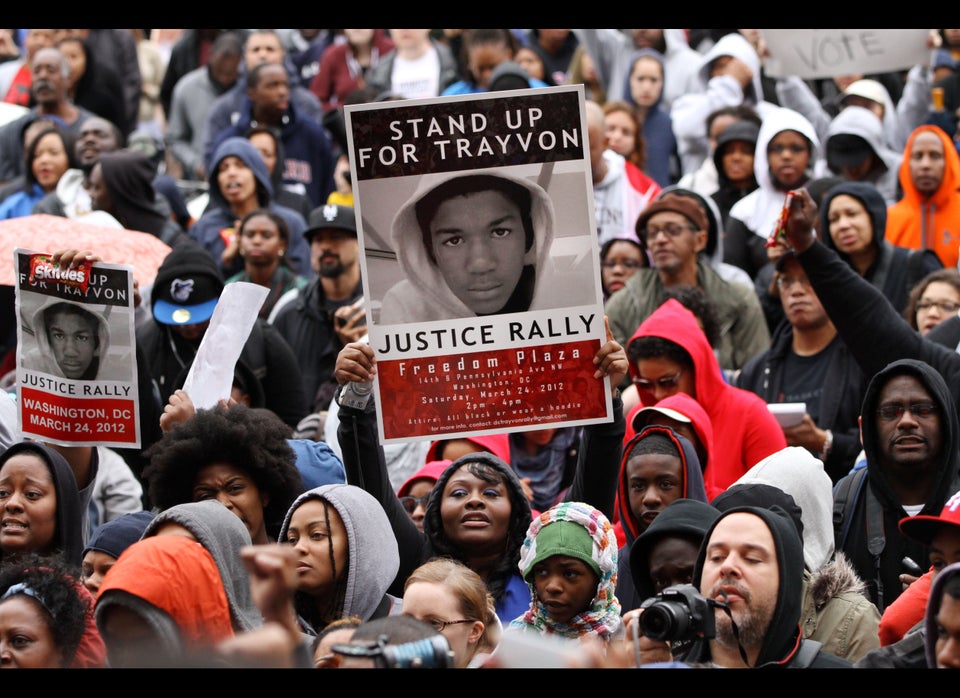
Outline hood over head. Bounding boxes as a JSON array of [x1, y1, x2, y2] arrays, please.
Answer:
[[142, 500, 262, 632], [616, 424, 708, 547], [692, 504, 804, 667], [859, 359, 960, 512], [278, 484, 400, 622], [720, 446, 835, 571], [207, 136, 273, 211], [0, 441, 85, 566], [818, 180, 888, 255], [629, 498, 720, 601], [386, 168, 556, 319]]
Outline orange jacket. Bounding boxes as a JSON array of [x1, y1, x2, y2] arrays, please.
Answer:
[[886, 125, 960, 268]]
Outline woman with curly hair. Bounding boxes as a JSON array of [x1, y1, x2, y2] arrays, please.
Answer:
[[0, 553, 106, 668], [142, 403, 305, 544]]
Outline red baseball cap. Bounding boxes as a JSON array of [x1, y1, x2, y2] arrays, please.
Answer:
[[899, 491, 960, 545]]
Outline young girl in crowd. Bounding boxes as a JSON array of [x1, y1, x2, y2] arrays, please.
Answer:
[[509, 500, 622, 643]]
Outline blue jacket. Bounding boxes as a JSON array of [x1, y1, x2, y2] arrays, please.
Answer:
[[622, 48, 680, 188], [188, 136, 312, 279], [206, 97, 336, 209]]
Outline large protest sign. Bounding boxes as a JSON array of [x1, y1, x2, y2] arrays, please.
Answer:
[[14, 249, 140, 448], [345, 85, 610, 444], [761, 29, 932, 80]]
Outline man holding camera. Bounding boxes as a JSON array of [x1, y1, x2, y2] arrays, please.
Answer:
[[629, 505, 851, 668], [272, 204, 366, 419]]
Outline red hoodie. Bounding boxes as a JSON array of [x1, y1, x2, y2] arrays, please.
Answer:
[[424, 433, 512, 464], [627, 299, 785, 500]]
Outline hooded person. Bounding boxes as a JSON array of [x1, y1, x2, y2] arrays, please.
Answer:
[[613, 424, 708, 613], [27, 298, 110, 380], [277, 484, 402, 636], [94, 534, 237, 667], [677, 504, 851, 668], [836, 358, 960, 613], [141, 500, 263, 634], [625, 298, 786, 499], [924, 559, 960, 668], [136, 239, 308, 428], [395, 459, 451, 532], [379, 170, 560, 323], [714, 447, 882, 663], [620, 47, 679, 188], [92, 150, 189, 248], [886, 124, 960, 269], [0, 441, 95, 567], [710, 120, 760, 232], [823, 105, 902, 206], [625, 392, 715, 481], [725, 106, 823, 281], [509, 500, 622, 642], [818, 181, 942, 319], [670, 32, 781, 178], [188, 136, 311, 279], [628, 498, 720, 606]]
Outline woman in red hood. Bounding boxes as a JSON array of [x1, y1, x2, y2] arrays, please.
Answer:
[[626, 299, 785, 500], [396, 460, 451, 532]]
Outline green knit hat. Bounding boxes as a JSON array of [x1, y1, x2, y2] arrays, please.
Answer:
[[523, 520, 601, 582]]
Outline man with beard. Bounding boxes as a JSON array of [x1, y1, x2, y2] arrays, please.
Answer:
[[272, 204, 365, 416], [631, 505, 852, 667]]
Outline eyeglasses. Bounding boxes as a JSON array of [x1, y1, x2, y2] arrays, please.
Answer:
[[601, 259, 644, 270], [876, 401, 938, 421], [916, 300, 960, 314], [632, 369, 683, 392], [399, 494, 431, 514], [767, 143, 808, 155], [426, 618, 472, 632], [775, 275, 812, 291], [639, 223, 696, 244]]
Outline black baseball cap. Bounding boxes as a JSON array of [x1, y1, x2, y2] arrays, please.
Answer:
[[303, 204, 357, 242]]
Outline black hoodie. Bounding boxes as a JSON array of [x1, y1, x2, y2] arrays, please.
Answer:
[[684, 505, 850, 667], [838, 358, 960, 612], [136, 240, 307, 429]]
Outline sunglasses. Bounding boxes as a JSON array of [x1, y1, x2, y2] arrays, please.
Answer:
[[399, 494, 431, 514], [632, 369, 683, 392]]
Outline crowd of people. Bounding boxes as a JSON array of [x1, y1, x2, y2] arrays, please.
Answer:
[[3, 28, 960, 670]]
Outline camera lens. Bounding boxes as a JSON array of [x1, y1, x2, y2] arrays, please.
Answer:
[[639, 600, 693, 642]]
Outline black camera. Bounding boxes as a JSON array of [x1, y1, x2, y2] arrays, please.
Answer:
[[638, 583, 718, 643], [331, 634, 454, 668]]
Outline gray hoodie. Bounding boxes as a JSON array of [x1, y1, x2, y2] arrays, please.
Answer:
[[379, 169, 560, 323], [142, 500, 262, 633], [278, 484, 401, 633], [824, 105, 902, 206]]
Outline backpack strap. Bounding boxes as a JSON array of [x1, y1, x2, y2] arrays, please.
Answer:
[[791, 639, 823, 668], [832, 467, 868, 551]]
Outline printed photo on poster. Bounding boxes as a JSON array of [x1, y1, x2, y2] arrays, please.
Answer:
[[14, 249, 140, 448], [346, 85, 611, 444]]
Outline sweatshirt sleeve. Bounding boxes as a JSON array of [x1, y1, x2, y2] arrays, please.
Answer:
[[562, 393, 625, 521], [798, 241, 960, 387], [336, 395, 427, 597]]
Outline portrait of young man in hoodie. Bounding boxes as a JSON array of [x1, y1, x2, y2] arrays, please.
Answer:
[[27, 299, 108, 380], [379, 170, 566, 324]]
